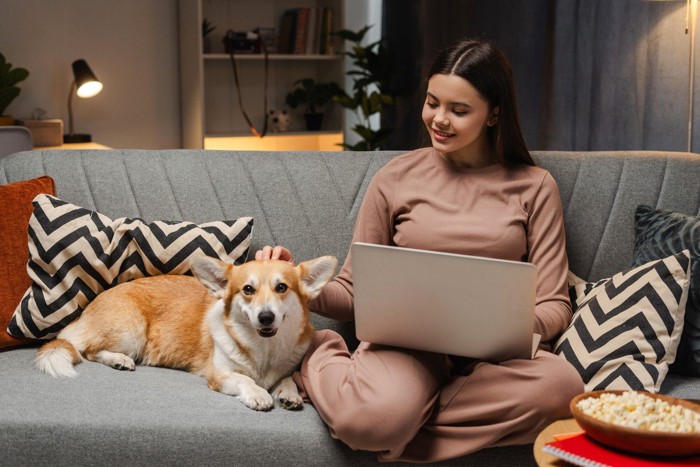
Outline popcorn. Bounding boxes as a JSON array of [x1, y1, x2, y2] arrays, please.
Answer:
[[576, 391, 700, 433]]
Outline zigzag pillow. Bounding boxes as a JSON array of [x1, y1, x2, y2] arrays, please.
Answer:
[[8, 194, 254, 340], [567, 270, 604, 309], [554, 251, 690, 393]]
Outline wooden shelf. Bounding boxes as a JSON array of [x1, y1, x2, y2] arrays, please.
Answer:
[[36, 142, 111, 150], [204, 53, 342, 61], [204, 131, 343, 151], [206, 130, 342, 138], [178, 0, 346, 149]]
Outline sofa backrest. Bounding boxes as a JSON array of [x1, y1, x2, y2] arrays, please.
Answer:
[[0, 149, 400, 265], [532, 151, 700, 281], [2, 149, 699, 333]]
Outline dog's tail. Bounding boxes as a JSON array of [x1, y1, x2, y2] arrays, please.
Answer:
[[34, 339, 82, 378]]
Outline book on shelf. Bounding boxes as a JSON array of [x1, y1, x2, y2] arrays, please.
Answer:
[[319, 7, 334, 55], [293, 7, 309, 54], [305, 7, 318, 54], [542, 432, 700, 467], [277, 7, 335, 55], [277, 9, 297, 54], [257, 27, 276, 54]]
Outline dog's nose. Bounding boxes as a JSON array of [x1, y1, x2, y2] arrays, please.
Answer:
[[258, 310, 275, 326]]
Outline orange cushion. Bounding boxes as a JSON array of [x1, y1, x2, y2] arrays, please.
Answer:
[[0, 176, 56, 350]]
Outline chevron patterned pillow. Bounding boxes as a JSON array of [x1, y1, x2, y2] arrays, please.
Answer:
[[7, 194, 254, 340], [567, 270, 605, 310], [632, 205, 700, 377], [554, 251, 690, 393]]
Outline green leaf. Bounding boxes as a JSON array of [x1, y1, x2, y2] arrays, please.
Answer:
[[352, 124, 375, 141], [332, 27, 368, 43], [365, 39, 382, 51], [285, 78, 342, 113], [0, 53, 29, 115], [336, 95, 359, 110], [7, 68, 29, 86], [352, 46, 368, 61], [353, 77, 374, 89], [0, 64, 11, 86], [0, 86, 20, 115], [360, 94, 371, 118], [369, 92, 383, 114]]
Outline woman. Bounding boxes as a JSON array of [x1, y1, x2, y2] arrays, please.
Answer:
[[256, 39, 583, 463]]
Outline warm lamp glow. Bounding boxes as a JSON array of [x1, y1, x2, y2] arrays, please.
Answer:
[[76, 80, 103, 98], [204, 132, 343, 151]]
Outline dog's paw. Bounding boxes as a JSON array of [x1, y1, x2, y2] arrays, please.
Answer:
[[277, 392, 304, 411], [113, 357, 136, 371], [95, 351, 135, 371], [272, 383, 304, 410], [239, 386, 274, 411]]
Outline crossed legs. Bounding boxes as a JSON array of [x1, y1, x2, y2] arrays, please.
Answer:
[[295, 329, 583, 463]]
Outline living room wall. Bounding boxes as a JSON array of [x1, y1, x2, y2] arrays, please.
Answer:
[[0, 0, 180, 149], [382, 0, 696, 153], [7, 1, 688, 153]]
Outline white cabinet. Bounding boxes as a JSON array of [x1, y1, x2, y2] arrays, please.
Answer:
[[178, 0, 345, 149]]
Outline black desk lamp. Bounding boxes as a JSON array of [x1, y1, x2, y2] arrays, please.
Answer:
[[63, 59, 103, 144]]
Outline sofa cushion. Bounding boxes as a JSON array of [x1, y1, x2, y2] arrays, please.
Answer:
[[8, 194, 253, 340], [554, 251, 690, 393], [0, 176, 56, 350], [632, 205, 700, 377]]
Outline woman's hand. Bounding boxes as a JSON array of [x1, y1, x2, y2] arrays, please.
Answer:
[[254, 245, 295, 265]]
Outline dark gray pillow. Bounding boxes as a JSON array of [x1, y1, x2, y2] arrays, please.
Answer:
[[632, 205, 700, 377]]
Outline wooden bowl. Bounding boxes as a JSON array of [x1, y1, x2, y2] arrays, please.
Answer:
[[570, 390, 700, 457]]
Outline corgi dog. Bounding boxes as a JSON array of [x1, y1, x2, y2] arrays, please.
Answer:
[[34, 255, 337, 411]]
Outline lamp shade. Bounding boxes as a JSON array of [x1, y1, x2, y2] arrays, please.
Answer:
[[72, 59, 103, 98]]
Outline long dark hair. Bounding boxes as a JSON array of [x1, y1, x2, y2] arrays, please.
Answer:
[[428, 39, 535, 167]]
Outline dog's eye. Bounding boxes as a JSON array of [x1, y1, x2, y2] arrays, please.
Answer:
[[242, 285, 255, 295], [275, 283, 288, 294]]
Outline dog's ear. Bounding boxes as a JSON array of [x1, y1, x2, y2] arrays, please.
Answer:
[[191, 257, 230, 298], [296, 256, 337, 299]]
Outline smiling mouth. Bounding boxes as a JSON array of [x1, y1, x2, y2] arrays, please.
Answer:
[[258, 328, 277, 338], [432, 128, 455, 139]]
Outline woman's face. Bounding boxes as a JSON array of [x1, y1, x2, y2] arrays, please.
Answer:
[[422, 73, 498, 167]]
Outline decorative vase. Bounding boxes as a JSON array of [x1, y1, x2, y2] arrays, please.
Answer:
[[304, 112, 323, 131]]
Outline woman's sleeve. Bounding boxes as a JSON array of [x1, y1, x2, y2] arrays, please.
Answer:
[[310, 162, 397, 321], [528, 172, 572, 342]]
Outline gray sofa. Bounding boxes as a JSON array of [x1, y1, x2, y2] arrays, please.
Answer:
[[0, 149, 698, 466]]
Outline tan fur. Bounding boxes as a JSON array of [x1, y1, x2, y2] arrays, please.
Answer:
[[34, 256, 337, 411]]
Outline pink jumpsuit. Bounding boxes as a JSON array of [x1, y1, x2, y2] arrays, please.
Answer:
[[294, 148, 584, 462]]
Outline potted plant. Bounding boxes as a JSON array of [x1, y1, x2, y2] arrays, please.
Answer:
[[332, 26, 397, 150], [0, 53, 30, 126], [285, 78, 342, 131]]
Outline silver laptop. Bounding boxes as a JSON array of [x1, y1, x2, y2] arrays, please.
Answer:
[[351, 242, 539, 361]]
